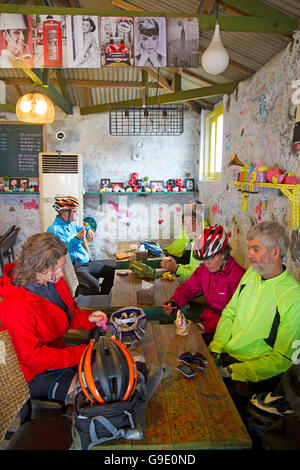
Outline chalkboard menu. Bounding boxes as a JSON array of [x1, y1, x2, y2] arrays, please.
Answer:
[[0, 122, 45, 177]]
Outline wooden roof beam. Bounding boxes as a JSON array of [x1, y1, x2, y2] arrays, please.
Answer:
[[0, 75, 163, 90], [144, 68, 203, 114], [221, 0, 294, 21], [22, 68, 73, 114], [80, 81, 238, 115], [111, 0, 144, 11], [0, 5, 297, 34], [219, 1, 291, 40]]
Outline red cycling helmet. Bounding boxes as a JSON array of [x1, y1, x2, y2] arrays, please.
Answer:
[[193, 224, 228, 260], [53, 196, 79, 212], [78, 337, 137, 404]]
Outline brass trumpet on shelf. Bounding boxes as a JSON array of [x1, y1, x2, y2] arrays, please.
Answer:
[[228, 154, 245, 168]]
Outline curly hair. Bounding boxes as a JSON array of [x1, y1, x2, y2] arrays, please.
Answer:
[[14, 232, 67, 286]]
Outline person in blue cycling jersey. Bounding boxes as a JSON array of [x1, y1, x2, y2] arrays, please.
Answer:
[[47, 196, 115, 296]]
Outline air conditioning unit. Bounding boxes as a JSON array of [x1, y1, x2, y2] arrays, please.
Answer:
[[38, 152, 83, 231]]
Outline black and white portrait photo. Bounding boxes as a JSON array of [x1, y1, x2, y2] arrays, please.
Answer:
[[167, 17, 199, 68], [134, 17, 166, 67], [66, 15, 100, 68], [184, 178, 195, 191]]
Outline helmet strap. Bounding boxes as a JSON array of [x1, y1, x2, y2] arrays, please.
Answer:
[[58, 210, 72, 223], [67, 210, 72, 223], [218, 255, 227, 272]]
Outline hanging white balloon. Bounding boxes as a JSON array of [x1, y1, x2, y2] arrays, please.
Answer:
[[201, 22, 229, 75]]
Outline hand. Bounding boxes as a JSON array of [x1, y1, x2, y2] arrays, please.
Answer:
[[162, 300, 179, 316], [138, 49, 151, 66], [161, 256, 178, 273], [76, 228, 86, 240], [210, 352, 222, 367], [87, 229, 94, 240], [196, 322, 206, 334], [218, 366, 232, 378], [88, 311, 107, 328]]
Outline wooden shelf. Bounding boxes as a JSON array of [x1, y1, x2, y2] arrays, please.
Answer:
[[232, 181, 299, 230], [84, 191, 198, 195], [85, 190, 198, 205]]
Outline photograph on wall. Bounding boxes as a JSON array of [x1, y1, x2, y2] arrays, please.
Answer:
[[9, 177, 19, 190], [100, 178, 111, 189], [66, 15, 100, 68], [134, 17, 166, 67], [150, 180, 164, 191], [184, 178, 195, 191], [0, 13, 34, 68], [19, 178, 29, 191], [32, 14, 67, 68], [100, 17, 133, 67], [166, 17, 199, 68]]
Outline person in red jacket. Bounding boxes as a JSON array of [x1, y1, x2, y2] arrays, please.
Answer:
[[0, 232, 107, 404], [163, 225, 245, 344]]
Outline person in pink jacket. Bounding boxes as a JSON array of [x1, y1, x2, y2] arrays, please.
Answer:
[[163, 225, 245, 343]]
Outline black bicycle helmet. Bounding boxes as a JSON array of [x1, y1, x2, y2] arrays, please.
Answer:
[[245, 402, 281, 436], [78, 337, 137, 404], [109, 307, 147, 350]]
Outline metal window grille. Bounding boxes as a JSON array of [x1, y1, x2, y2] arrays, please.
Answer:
[[109, 104, 184, 136]]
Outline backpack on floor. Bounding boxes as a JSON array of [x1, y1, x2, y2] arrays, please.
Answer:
[[70, 361, 171, 450]]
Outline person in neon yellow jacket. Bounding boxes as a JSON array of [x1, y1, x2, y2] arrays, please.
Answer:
[[162, 202, 209, 281], [209, 221, 300, 389]]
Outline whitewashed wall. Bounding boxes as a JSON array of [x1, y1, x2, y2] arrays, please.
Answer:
[[197, 34, 300, 281]]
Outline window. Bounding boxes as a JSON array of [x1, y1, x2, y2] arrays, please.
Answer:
[[203, 104, 223, 181]]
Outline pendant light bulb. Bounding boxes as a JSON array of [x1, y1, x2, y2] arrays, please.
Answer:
[[201, 22, 229, 75]]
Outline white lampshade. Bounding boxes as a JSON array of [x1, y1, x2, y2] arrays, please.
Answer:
[[16, 92, 55, 123], [201, 22, 229, 75]]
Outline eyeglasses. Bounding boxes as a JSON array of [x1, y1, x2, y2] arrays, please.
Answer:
[[179, 351, 208, 371]]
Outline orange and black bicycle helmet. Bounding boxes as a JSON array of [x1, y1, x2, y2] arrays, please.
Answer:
[[193, 224, 228, 260], [53, 196, 79, 212], [78, 337, 138, 404]]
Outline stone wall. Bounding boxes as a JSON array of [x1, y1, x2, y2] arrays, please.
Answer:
[[0, 107, 199, 259], [197, 34, 300, 281]]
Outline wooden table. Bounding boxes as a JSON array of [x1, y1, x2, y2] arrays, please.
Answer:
[[93, 324, 252, 450], [115, 241, 172, 269], [111, 268, 183, 319]]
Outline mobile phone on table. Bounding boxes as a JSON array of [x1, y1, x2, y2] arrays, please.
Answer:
[[176, 363, 197, 378]]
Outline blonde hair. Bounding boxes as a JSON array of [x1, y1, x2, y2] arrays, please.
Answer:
[[14, 232, 67, 286]]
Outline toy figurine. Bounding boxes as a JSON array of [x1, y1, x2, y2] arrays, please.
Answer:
[[175, 178, 185, 191], [267, 166, 283, 183], [128, 172, 139, 187]]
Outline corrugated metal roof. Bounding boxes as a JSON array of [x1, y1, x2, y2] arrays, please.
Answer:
[[0, 0, 299, 113]]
